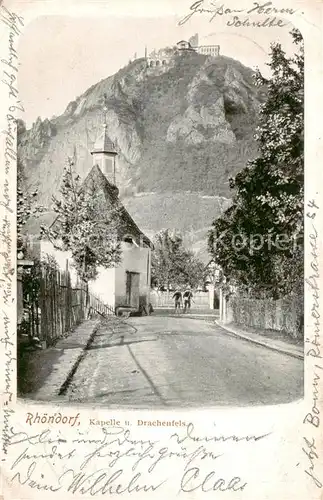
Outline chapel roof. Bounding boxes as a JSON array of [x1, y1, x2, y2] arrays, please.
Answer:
[[91, 124, 117, 155], [83, 165, 153, 249]]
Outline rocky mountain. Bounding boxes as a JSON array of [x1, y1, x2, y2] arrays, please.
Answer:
[[19, 50, 265, 261]]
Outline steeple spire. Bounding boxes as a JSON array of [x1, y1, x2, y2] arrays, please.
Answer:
[[90, 93, 118, 185], [91, 93, 117, 155]]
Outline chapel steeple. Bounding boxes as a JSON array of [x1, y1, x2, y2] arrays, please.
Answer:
[[91, 93, 117, 185]]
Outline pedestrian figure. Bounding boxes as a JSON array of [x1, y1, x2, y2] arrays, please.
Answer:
[[172, 289, 182, 314], [183, 287, 193, 313]]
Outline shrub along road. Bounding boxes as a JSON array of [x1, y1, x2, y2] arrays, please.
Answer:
[[64, 315, 303, 408]]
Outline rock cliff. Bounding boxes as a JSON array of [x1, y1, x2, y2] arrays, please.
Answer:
[[19, 50, 265, 260]]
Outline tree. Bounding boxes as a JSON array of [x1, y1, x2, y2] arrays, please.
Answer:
[[208, 29, 304, 298], [184, 256, 207, 289], [152, 229, 206, 290], [40, 155, 122, 283]]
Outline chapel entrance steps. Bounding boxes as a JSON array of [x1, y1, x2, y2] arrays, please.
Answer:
[[87, 301, 138, 336]]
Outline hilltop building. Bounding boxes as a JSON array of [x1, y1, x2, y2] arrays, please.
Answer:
[[146, 47, 174, 68], [146, 33, 220, 68], [188, 33, 220, 56], [196, 44, 220, 56], [176, 40, 196, 51], [188, 33, 199, 47]]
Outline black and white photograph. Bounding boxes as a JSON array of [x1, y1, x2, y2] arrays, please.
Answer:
[[16, 11, 304, 409]]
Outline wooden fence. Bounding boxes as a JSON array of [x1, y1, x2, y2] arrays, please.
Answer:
[[19, 259, 115, 347]]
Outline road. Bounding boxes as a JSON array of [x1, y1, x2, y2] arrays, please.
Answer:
[[65, 314, 303, 408]]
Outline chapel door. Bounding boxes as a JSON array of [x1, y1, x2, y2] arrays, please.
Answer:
[[126, 272, 140, 309]]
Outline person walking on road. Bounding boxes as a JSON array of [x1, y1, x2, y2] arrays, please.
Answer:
[[183, 287, 193, 313], [172, 289, 182, 314]]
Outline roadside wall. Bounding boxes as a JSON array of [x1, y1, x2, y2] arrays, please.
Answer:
[[230, 295, 304, 339]]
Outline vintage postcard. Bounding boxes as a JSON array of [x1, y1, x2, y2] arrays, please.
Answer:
[[0, 0, 322, 498]]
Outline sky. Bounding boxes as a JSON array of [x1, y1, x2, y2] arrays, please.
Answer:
[[17, 14, 297, 127]]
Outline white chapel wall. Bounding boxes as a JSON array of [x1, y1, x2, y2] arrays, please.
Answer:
[[88, 267, 116, 308], [41, 240, 116, 307], [40, 240, 78, 287]]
